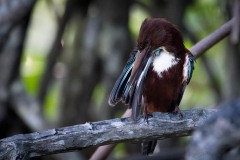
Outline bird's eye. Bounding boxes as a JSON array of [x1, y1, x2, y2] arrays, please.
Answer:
[[158, 48, 163, 53], [153, 48, 163, 56]]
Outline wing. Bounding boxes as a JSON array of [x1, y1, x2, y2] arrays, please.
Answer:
[[122, 50, 146, 105], [108, 50, 137, 106], [123, 48, 152, 120], [109, 48, 152, 120], [186, 54, 194, 84], [130, 56, 152, 120], [177, 54, 194, 106]]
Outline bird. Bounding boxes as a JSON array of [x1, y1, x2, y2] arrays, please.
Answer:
[[108, 18, 194, 155]]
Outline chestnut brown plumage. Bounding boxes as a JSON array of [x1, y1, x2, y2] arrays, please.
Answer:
[[108, 18, 194, 155]]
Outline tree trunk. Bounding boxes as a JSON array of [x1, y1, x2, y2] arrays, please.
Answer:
[[224, 0, 240, 100]]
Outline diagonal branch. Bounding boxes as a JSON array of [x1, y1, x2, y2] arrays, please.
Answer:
[[0, 109, 215, 160], [190, 18, 234, 58]]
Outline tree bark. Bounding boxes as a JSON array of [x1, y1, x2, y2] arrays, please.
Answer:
[[0, 109, 215, 160]]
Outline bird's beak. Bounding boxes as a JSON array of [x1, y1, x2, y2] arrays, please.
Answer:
[[130, 48, 150, 78]]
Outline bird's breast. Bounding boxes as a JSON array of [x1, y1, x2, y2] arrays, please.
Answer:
[[143, 55, 184, 113], [152, 50, 180, 78]]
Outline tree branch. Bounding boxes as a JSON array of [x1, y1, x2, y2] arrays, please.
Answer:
[[9, 80, 83, 160], [0, 109, 215, 160], [190, 18, 234, 58], [89, 109, 132, 160]]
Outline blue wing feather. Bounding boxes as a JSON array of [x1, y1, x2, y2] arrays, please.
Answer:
[[187, 55, 194, 84], [108, 50, 137, 106], [131, 56, 153, 120], [177, 54, 194, 106]]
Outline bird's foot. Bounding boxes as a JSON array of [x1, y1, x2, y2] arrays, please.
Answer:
[[144, 113, 153, 124], [173, 107, 183, 119]]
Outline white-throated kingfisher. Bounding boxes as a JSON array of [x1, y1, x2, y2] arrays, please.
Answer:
[[108, 18, 194, 155]]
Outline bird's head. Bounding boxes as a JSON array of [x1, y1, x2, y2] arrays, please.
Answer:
[[137, 18, 186, 57]]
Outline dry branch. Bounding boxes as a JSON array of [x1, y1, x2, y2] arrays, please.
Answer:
[[0, 109, 216, 160], [89, 109, 132, 160]]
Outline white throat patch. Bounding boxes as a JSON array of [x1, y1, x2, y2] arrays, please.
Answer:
[[152, 49, 179, 77]]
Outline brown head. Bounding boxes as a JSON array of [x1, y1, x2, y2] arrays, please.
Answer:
[[137, 18, 187, 55]]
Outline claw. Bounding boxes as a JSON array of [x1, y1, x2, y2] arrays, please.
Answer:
[[143, 104, 153, 124], [144, 113, 153, 124], [173, 106, 183, 119]]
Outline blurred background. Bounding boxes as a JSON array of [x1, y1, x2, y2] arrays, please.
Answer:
[[0, 0, 239, 159]]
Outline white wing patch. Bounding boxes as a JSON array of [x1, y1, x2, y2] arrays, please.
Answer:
[[183, 55, 189, 82], [152, 49, 179, 77]]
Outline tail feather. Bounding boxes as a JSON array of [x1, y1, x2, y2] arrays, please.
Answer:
[[141, 140, 157, 155]]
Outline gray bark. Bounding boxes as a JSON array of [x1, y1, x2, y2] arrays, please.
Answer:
[[186, 100, 240, 160], [0, 109, 215, 160]]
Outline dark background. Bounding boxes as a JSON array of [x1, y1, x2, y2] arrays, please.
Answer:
[[0, 0, 239, 159]]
